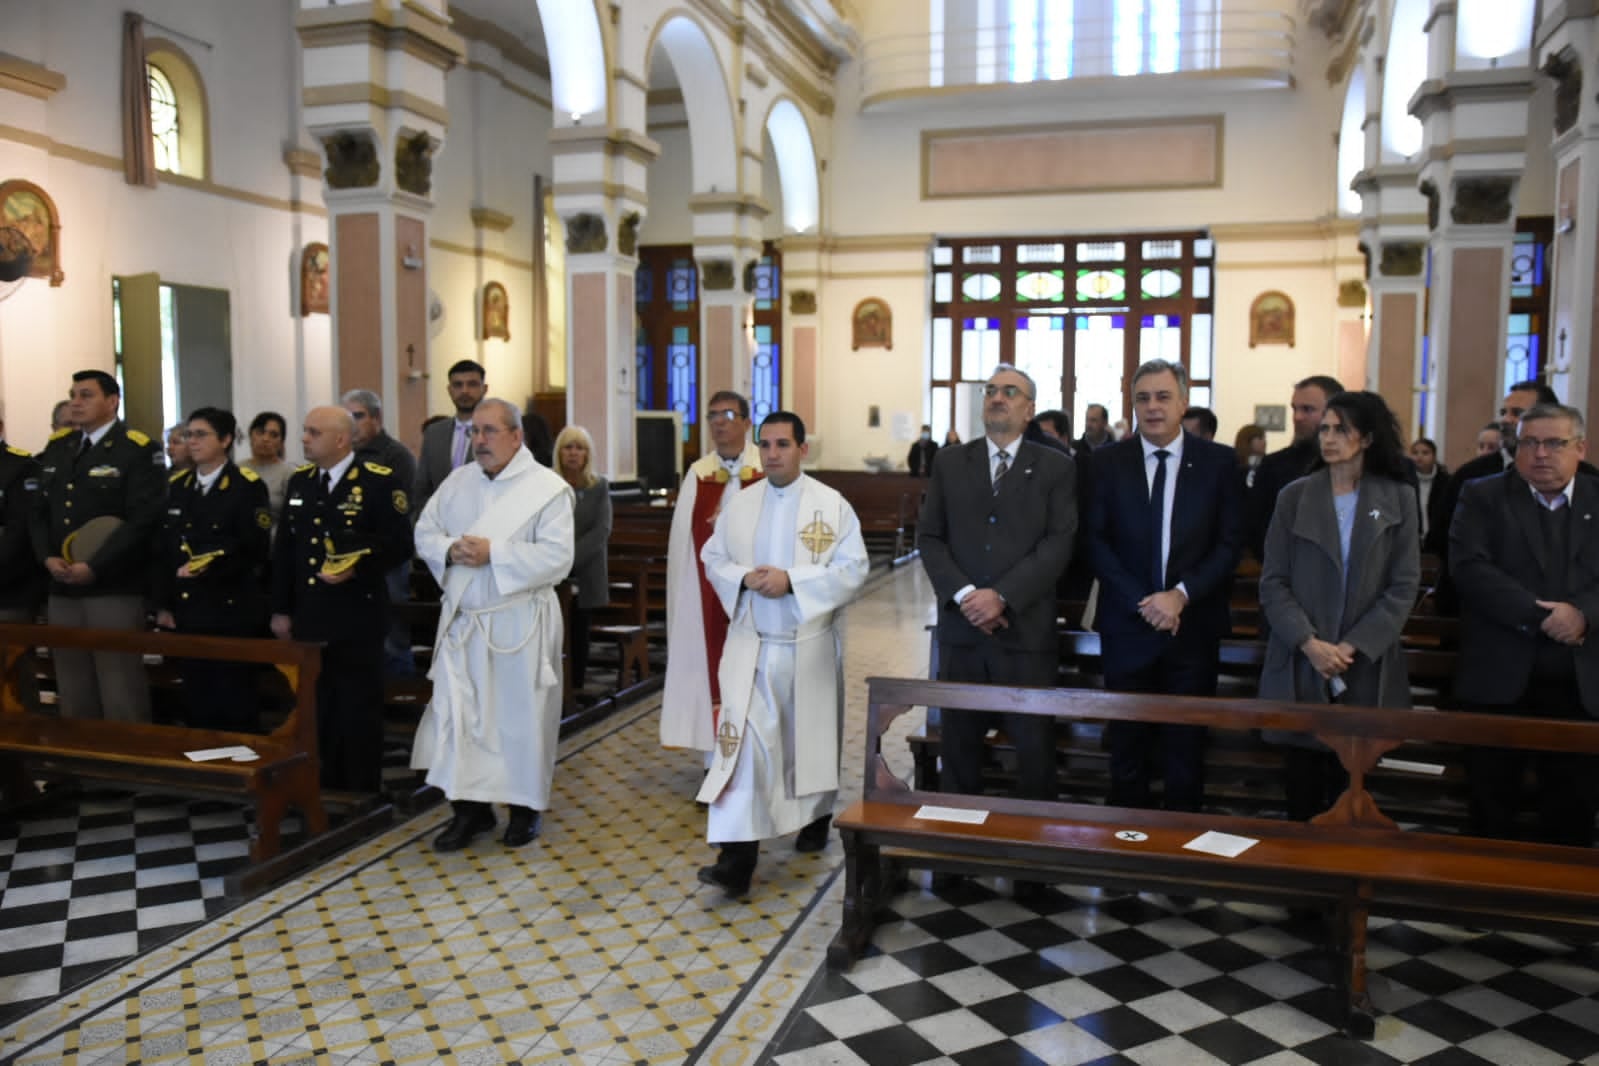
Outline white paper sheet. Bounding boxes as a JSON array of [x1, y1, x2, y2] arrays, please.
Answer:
[[185, 745, 259, 763], [1182, 829, 1259, 858], [912, 805, 989, 825], [1377, 757, 1446, 775]]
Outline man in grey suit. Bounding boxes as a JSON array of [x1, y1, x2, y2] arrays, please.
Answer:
[[918, 364, 1077, 814], [416, 360, 488, 516], [1451, 401, 1599, 847]]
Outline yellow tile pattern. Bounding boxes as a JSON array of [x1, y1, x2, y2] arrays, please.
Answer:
[[0, 566, 936, 1065]]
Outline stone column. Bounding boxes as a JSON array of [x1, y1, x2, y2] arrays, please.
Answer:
[[295, 0, 462, 452], [693, 194, 768, 451], [1353, 162, 1430, 442], [779, 234, 826, 439], [1538, 12, 1599, 412], [1412, 69, 1535, 457], [549, 126, 657, 480]]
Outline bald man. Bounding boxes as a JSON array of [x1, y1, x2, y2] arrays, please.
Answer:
[[272, 406, 414, 792]]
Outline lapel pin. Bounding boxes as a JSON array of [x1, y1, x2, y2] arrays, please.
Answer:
[[1369, 509, 1381, 520]]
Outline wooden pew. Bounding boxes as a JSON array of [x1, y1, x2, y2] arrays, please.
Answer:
[[807, 470, 923, 562], [833, 676, 1599, 1036], [0, 623, 326, 865]]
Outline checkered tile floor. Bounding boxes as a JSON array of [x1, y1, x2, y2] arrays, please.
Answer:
[[0, 791, 252, 1022], [760, 875, 1599, 1066]]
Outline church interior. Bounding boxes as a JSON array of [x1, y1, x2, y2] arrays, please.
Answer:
[[3, 0, 1599, 1063]]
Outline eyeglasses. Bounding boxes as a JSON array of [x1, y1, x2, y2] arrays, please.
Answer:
[[983, 384, 1030, 400], [1520, 436, 1580, 454], [707, 409, 743, 422]]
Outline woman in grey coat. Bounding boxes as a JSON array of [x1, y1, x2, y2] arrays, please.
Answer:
[[1259, 391, 1420, 821], [556, 425, 612, 688]]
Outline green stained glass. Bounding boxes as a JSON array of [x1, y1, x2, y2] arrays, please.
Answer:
[[1076, 269, 1125, 301]]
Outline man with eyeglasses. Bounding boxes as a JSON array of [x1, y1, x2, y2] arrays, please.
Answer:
[[343, 389, 420, 677], [1451, 402, 1599, 847], [918, 365, 1076, 900], [662, 391, 763, 763]]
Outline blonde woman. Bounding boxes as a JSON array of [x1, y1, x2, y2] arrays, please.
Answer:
[[556, 425, 612, 687]]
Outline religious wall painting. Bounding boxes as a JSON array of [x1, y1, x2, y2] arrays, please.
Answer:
[[300, 242, 329, 316], [0, 179, 64, 286], [1248, 291, 1294, 348], [482, 281, 509, 341], [852, 298, 892, 351]]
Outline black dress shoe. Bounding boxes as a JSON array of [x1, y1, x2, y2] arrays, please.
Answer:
[[432, 805, 496, 852], [696, 842, 757, 897], [795, 814, 831, 853], [503, 808, 542, 847]]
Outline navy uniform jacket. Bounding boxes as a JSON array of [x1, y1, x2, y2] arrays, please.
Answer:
[[271, 459, 414, 644], [30, 421, 166, 597], [157, 462, 272, 634], [0, 443, 45, 610]]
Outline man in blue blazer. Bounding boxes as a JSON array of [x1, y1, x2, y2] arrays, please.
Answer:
[[1089, 359, 1242, 812], [918, 365, 1077, 805]]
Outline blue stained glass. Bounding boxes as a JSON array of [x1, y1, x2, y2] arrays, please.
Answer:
[[754, 259, 779, 311], [1111, 315, 1126, 328], [635, 265, 654, 306], [668, 324, 697, 424], [636, 343, 653, 409], [751, 324, 781, 421], [1018, 316, 1065, 331], [962, 317, 999, 330], [668, 261, 696, 311]]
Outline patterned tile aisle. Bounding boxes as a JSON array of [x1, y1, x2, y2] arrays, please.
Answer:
[[5, 565, 1599, 1065]]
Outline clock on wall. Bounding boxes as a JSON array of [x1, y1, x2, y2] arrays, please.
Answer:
[[0, 179, 64, 287]]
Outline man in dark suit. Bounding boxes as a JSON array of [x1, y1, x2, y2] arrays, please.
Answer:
[[906, 424, 938, 476], [1089, 359, 1242, 812], [1246, 375, 1343, 561], [1035, 410, 1094, 599], [415, 359, 487, 515], [272, 406, 414, 792], [918, 365, 1077, 810], [1451, 402, 1599, 846]]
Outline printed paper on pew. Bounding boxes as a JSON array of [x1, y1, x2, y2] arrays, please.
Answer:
[[913, 805, 989, 825], [185, 745, 259, 763], [1183, 830, 1259, 858]]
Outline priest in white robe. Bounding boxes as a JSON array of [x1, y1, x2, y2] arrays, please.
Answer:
[[661, 390, 763, 757], [410, 398, 575, 852], [696, 411, 870, 896]]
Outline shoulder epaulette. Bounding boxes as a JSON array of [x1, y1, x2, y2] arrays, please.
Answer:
[[49, 427, 73, 442], [168, 468, 190, 484], [6, 444, 29, 457], [238, 466, 260, 482], [363, 461, 393, 477], [295, 462, 315, 473], [126, 428, 151, 446]]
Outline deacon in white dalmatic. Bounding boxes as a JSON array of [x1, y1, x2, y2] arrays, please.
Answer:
[[696, 411, 870, 897], [410, 398, 575, 853]]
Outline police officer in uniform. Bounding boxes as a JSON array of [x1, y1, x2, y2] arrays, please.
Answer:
[[155, 407, 272, 732], [31, 370, 165, 721], [271, 405, 414, 792]]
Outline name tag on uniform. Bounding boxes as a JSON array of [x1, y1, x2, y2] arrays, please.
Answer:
[[88, 465, 121, 478], [167, 507, 181, 516], [288, 496, 304, 507]]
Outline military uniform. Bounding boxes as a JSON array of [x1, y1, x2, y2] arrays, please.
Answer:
[[0, 442, 44, 620], [158, 461, 272, 731], [273, 457, 414, 791], [31, 420, 166, 721]]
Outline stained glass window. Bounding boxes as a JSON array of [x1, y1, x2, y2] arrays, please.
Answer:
[[1018, 243, 1066, 263], [962, 317, 1001, 379], [962, 245, 1001, 264], [1140, 269, 1182, 298], [932, 317, 952, 379], [1016, 270, 1066, 302], [933, 272, 953, 303], [1142, 239, 1182, 259], [634, 263, 654, 306], [667, 259, 696, 311], [668, 325, 697, 426], [1505, 313, 1539, 383], [752, 256, 779, 312], [635, 334, 653, 410], [932, 246, 953, 266], [1140, 314, 1182, 361], [962, 273, 1002, 301], [751, 325, 780, 422], [1077, 241, 1126, 262], [1509, 232, 1543, 298], [1076, 269, 1126, 301], [148, 64, 180, 174]]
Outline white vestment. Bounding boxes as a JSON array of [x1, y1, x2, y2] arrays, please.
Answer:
[[660, 441, 763, 752], [698, 474, 870, 843], [409, 448, 575, 809]]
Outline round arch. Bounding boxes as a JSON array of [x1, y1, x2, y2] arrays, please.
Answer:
[[1336, 68, 1367, 216], [144, 38, 210, 180], [534, 0, 607, 123], [1380, 0, 1428, 160], [646, 12, 739, 195], [762, 97, 820, 234], [1457, 0, 1535, 67]]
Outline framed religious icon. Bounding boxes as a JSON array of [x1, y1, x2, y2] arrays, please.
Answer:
[[851, 297, 891, 351], [1249, 290, 1295, 348], [300, 242, 329, 316], [0, 179, 64, 286], [482, 281, 509, 340]]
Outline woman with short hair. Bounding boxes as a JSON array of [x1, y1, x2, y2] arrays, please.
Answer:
[[556, 424, 611, 690]]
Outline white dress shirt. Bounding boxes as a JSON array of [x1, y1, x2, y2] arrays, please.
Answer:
[[1141, 432, 1188, 598]]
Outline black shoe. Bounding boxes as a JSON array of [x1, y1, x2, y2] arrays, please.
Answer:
[[503, 808, 542, 847], [1013, 880, 1051, 906], [795, 815, 831, 853], [432, 805, 496, 852], [697, 843, 757, 897]]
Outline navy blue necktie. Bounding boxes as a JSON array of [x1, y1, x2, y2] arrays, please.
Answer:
[[1150, 449, 1170, 589]]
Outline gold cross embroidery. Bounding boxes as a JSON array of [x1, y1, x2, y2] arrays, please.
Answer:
[[716, 718, 740, 760], [799, 511, 835, 563]]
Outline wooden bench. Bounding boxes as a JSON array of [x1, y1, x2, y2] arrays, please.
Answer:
[[832, 676, 1599, 1036], [809, 470, 923, 562], [0, 622, 326, 865]]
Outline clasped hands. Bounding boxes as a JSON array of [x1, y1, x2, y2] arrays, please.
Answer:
[[448, 535, 492, 568], [743, 565, 791, 598], [1301, 637, 1358, 679], [44, 557, 94, 586], [1536, 600, 1587, 646], [1138, 588, 1186, 634], [961, 588, 1008, 635]]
